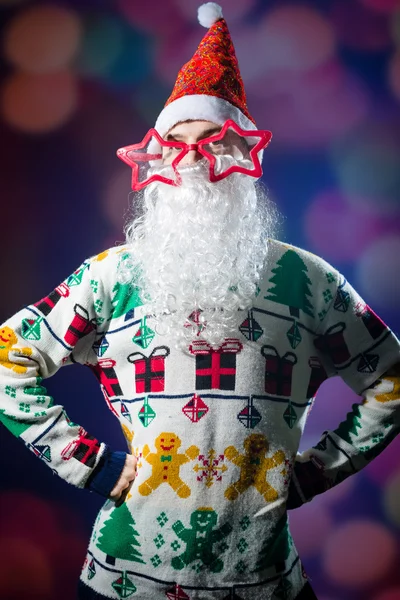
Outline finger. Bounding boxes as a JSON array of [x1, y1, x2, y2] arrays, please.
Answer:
[[114, 482, 133, 507]]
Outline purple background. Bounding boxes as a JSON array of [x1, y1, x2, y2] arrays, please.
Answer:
[[0, 0, 400, 598]]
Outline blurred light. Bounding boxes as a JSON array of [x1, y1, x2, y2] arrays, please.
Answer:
[[391, 11, 400, 45], [317, 473, 356, 506], [117, 0, 185, 36], [388, 49, 400, 103], [259, 6, 336, 72], [302, 377, 362, 440], [383, 470, 400, 527], [1, 70, 78, 133], [154, 28, 201, 88], [4, 5, 82, 74], [102, 167, 133, 232], [331, 122, 400, 204], [249, 70, 369, 148], [358, 0, 400, 13], [0, 537, 53, 596], [323, 520, 396, 587], [372, 588, 400, 600], [304, 190, 384, 262], [364, 434, 400, 485], [331, 0, 391, 51], [103, 22, 152, 87], [0, 491, 58, 541], [0, 0, 30, 4], [75, 14, 124, 77], [133, 77, 171, 124], [172, 0, 258, 23], [356, 235, 400, 311], [289, 500, 333, 558]]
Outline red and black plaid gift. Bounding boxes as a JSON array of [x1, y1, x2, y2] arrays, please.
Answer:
[[261, 345, 297, 397], [34, 282, 70, 316], [314, 322, 350, 366], [307, 356, 328, 398], [356, 304, 387, 340], [61, 427, 101, 467], [189, 338, 243, 391], [128, 346, 170, 393], [64, 303, 95, 347], [89, 358, 123, 398]]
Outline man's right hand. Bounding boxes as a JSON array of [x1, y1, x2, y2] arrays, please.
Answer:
[[109, 454, 138, 507]]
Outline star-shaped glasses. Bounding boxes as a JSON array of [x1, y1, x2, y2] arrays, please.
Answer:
[[116, 119, 272, 191]]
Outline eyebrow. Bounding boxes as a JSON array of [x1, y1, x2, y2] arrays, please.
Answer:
[[165, 126, 222, 142]]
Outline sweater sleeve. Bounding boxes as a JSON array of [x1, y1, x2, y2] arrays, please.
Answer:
[[0, 257, 126, 497], [287, 273, 400, 508]]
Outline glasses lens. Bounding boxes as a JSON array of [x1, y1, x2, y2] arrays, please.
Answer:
[[202, 127, 255, 175]]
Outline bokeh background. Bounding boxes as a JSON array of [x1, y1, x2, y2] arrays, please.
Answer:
[[0, 0, 400, 598]]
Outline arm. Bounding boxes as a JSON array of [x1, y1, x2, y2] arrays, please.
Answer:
[[288, 363, 400, 508], [287, 272, 400, 509], [0, 257, 127, 498]]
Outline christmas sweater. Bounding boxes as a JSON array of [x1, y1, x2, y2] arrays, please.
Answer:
[[1, 240, 400, 600]]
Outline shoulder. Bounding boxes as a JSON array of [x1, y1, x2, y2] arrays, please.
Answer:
[[266, 239, 340, 286], [86, 245, 131, 273]]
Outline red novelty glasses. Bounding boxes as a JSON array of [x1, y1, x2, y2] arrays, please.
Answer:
[[116, 119, 272, 191]]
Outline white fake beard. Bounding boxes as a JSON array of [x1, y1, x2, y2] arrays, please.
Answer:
[[121, 156, 277, 350]]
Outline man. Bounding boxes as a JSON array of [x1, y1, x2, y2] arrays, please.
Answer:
[[0, 3, 399, 599]]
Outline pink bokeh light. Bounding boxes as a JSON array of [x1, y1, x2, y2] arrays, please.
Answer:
[[323, 519, 397, 587], [0, 490, 88, 599], [358, 0, 400, 14], [383, 470, 400, 527], [1, 70, 78, 133], [0, 537, 53, 598], [249, 67, 369, 148], [388, 49, 400, 103], [304, 190, 385, 263], [4, 5, 82, 74], [258, 6, 336, 72], [372, 588, 400, 600], [289, 500, 333, 558]]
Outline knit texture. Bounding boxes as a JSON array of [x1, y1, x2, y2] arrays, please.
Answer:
[[1, 239, 400, 599]]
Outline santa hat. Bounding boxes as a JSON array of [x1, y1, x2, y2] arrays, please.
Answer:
[[154, 2, 257, 138]]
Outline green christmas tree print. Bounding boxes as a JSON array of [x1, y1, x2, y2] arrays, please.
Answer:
[[253, 514, 292, 572], [335, 403, 363, 444], [96, 503, 145, 565], [110, 281, 143, 320], [0, 409, 31, 436], [265, 250, 314, 318]]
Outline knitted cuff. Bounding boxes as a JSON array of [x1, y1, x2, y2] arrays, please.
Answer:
[[287, 460, 328, 509], [85, 447, 127, 498]]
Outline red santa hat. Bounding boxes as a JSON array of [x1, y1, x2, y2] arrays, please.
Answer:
[[154, 2, 257, 138]]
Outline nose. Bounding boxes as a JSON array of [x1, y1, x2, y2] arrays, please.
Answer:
[[180, 145, 203, 165]]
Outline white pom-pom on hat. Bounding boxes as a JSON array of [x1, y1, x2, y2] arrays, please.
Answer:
[[198, 3, 223, 28]]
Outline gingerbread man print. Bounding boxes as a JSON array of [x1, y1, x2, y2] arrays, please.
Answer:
[[171, 507, 232, 573], [0, 326, 33, 374], [138, 432, 199, 498], [224, 433, 285, 502]]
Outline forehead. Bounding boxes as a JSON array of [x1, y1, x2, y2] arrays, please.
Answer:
[[166, 120, 220, 138]]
